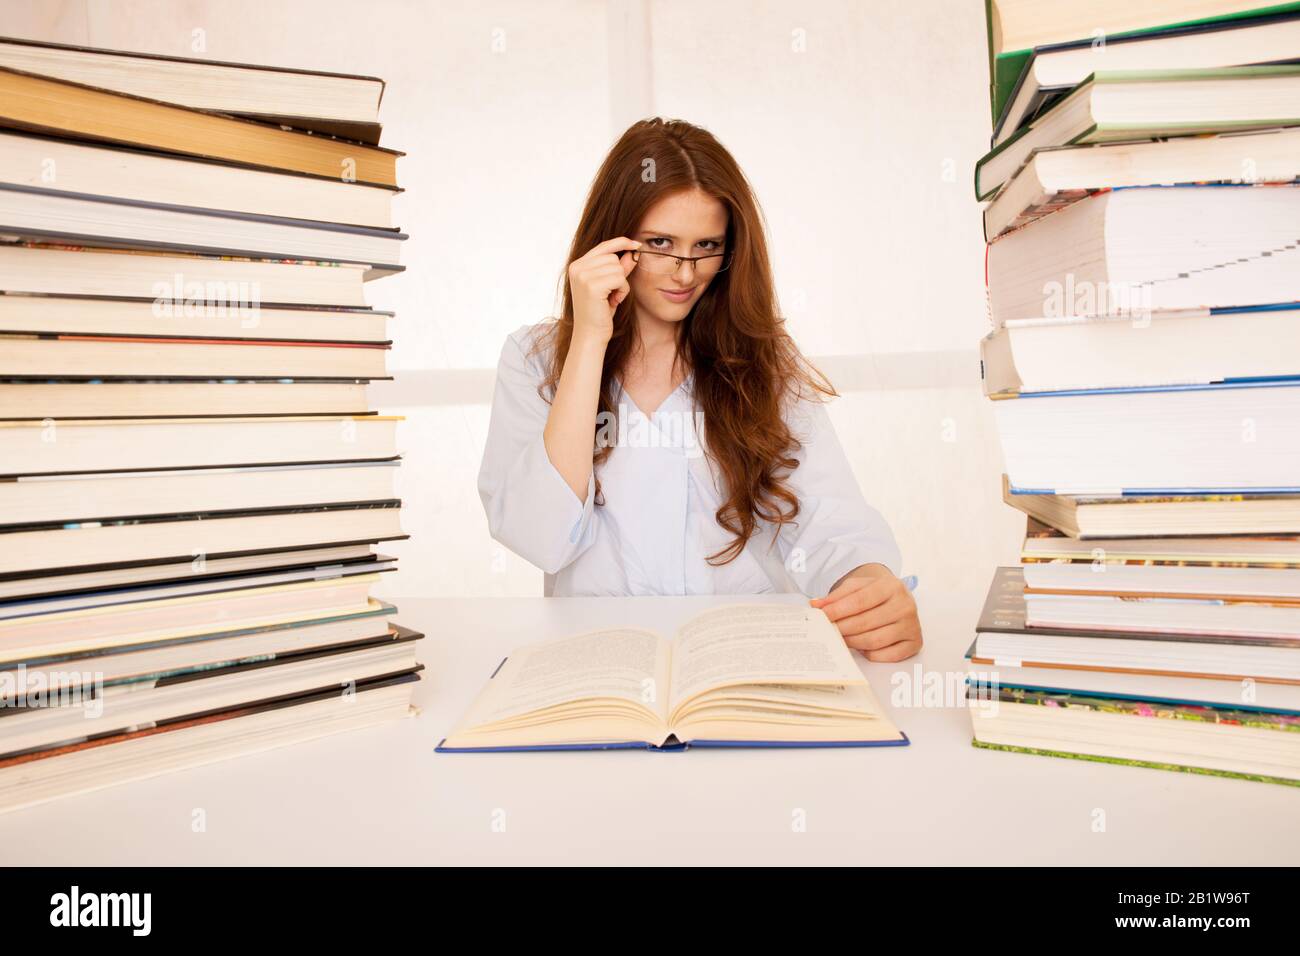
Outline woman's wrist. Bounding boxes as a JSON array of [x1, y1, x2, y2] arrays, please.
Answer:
[[569, 327, 611, 359]]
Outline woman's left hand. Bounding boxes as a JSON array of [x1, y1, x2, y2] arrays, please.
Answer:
[[810, 564, 922, 662]]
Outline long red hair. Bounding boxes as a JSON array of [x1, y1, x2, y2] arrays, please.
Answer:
[[535, 117, 835, 564]]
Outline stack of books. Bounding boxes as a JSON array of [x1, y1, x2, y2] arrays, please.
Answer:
[[0, 37, 423, 811], [968, 2, 1300, 785]]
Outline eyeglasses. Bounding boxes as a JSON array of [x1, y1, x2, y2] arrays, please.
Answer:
[[631, 249, 731, 276]]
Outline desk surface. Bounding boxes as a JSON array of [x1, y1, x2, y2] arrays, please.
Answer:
[[3, 594, 1296, 865]]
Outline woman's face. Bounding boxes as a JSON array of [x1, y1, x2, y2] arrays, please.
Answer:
[[629, 187, 729, 325]]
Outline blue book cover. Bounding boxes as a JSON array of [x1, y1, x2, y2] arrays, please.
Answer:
[[435, 735, 911, 754]]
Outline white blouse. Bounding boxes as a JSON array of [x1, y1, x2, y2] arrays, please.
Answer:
[[478, 322, 902, 597]]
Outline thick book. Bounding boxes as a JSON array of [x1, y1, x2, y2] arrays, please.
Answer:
[[992, 380, 1300, 494], [965, 644, 1300, 710], [981, 305, 1300, 396], [1023, 588, 1300, 637], [992, 10, 1300, 147], [0, 244, 371, 307], [983, 128, 1300, 240], [969, 682, 1300, 786], [0, 65, 400, 187], [0, 601, 396, 682], [0, 333, 392, 380], [0, 36, 386, 143], [0, 501, 406, 577], [438, 604, 908, 752], [0, 183, 406, 274], [0, 571, 385, 659], [0, 379, 372, 419], [1019, 520, 1300, 599], [0, 295, 391, 343], [0, 668, 421, 813], [0, 131, 397, 229], [973, 567, 1300, 682], [983, 0, 1290, 121], [0, 554, 396, 621], [1023, 561, 1300, 601], [0, 541, 378, 600], [0, 460, 400, 526], [974, 65, 1300, 200], [986, 184, 1300, 326], [1020, 515, 1300, 564], [0, 415, 401, 476], [1001, 476, 1300, 538], [3, 629, 423, 759]]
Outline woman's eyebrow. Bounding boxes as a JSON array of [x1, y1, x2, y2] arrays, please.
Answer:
[[637, 230, 727, 242]]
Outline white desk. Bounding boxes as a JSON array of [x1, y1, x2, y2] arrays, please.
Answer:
[[2, 594, 1296, 865]]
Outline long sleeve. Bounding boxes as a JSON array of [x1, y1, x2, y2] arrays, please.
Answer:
[[477, 328, 599, 574], [773, 395, 902, 598]]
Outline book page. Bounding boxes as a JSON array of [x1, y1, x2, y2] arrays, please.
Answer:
[[683, 680, 881, 718], [668, 604, 864, 711], [450, 627, 672, 731]]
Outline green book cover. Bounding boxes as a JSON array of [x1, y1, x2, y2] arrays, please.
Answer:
[[986, 1, 1300, 125], [973, 738, 1300, 787], [977, 683, 1300, 730], [971, 684, 1300, 786], [974, 63, 1300, 199]]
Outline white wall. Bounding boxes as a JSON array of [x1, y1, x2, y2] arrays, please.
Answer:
[[2, 0, 1025, 646]]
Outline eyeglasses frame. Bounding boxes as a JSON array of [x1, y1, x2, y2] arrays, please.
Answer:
[[631, 249, 732, 274]]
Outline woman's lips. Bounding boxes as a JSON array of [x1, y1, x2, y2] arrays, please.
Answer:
[[659, 286, 696, 303]]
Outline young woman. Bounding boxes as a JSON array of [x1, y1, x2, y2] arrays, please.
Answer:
[[478, 118, 921, 662]]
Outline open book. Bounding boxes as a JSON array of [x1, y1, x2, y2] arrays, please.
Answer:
[[436, 604, 908, 752]]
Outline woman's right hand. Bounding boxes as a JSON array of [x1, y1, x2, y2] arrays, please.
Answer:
[[567, 237, 641, 345]]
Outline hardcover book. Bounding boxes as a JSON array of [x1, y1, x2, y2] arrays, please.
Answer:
[[438, 603, 908, 752]]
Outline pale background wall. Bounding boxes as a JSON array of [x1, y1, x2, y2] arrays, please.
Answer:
[[2, 0, 1024, 644]]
